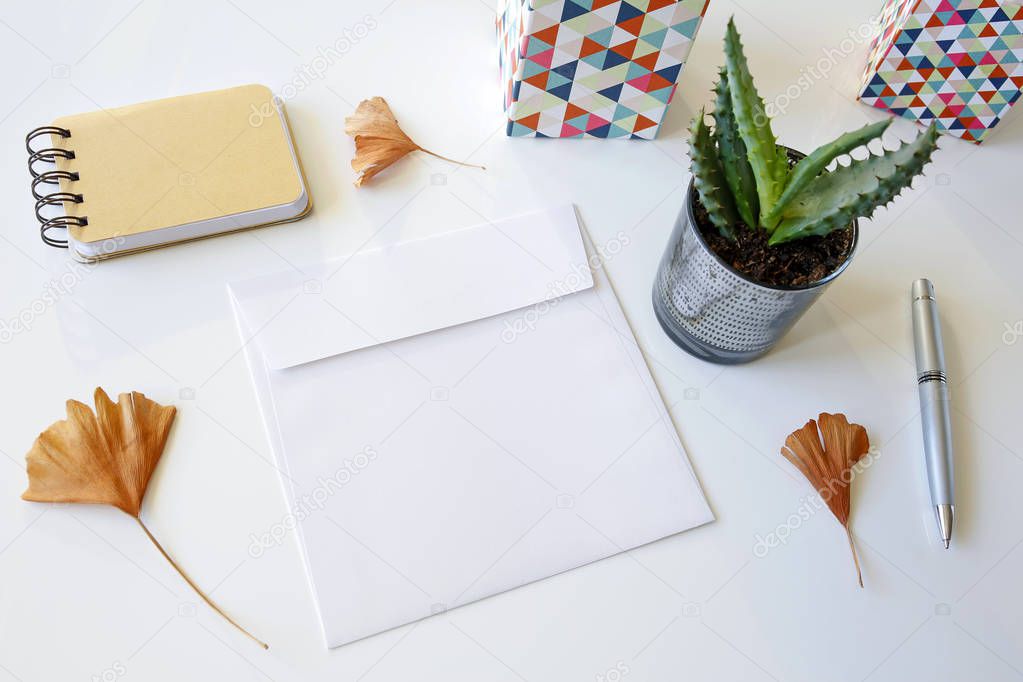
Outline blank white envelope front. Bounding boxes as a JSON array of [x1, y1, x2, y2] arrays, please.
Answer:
[[229, 205, 713, 647]]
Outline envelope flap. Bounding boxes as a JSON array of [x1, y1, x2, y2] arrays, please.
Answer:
[[228, 205, 593, 370]]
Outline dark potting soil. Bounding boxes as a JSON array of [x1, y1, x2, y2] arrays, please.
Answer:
[[692, 193, 854, 289]]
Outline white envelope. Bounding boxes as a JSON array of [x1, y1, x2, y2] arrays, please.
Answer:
[[228, 205, 713, 647]]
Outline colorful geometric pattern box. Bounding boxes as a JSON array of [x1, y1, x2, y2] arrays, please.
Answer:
[[859, 0, 1023, 143], [497, 0, 710, 138]]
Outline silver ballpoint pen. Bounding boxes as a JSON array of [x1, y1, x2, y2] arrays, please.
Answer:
[[911, 279, 955, 549]]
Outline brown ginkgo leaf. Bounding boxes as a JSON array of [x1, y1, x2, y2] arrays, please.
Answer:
[[781, 412, 870, 587], [344, 96, 484, 186], [23, 387, 267, 649]]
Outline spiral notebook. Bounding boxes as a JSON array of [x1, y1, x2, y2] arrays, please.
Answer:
[[25, 84, 311, 261]]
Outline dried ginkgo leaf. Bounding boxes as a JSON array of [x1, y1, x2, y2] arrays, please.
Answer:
[[781, 412, 870, 587], [344, 96, 484, 186], [23, 388, 267, 649]]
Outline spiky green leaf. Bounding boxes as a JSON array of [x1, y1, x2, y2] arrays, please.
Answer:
[[723, 18, 787, 225], [762, 119, 891, 228], [689, 109, 739, 240], [713, 69, 759, 228], [769, 123, 939, 244]]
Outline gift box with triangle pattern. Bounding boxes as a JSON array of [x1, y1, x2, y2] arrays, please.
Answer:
[[858, 0, 1023, 143], [497, 0, 709, 138]]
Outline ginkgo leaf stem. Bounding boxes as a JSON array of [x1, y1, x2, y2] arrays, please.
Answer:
[[416, 146, 486, 170], [135, 516, 269, 649], [845, 525, 863, 589]]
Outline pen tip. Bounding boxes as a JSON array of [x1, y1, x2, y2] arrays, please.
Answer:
[[944, 539, 950, 549]]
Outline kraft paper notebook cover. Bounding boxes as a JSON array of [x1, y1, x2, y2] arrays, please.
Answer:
[[26, 84, 311, 261]]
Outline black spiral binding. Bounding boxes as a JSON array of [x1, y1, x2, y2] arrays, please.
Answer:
[[26, 126, 88, 248]]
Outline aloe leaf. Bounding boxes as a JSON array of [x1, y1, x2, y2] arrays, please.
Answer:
[[723, 18, 787, 225], [769, 123, 939, 245], [713, 69, 759, 228], [689, 109, 739, 240], [762, 119, 891, 228]]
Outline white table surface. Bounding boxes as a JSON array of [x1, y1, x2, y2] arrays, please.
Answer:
[[2, 1, 1021, 680]]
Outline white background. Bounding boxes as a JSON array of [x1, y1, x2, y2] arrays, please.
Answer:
[[1, 1, 1021, 680]]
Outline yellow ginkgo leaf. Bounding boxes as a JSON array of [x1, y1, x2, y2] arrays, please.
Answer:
[[23, 387, 267, 649], [781, 412, 870, 588], [344, 96, 484, 186]]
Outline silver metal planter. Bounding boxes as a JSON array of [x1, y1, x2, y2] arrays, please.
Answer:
[[652, 180, 857, 364]]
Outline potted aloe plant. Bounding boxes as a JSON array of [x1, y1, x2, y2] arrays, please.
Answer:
[[653, 19, 939, 364]]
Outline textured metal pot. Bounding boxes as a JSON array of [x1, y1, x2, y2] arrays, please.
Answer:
[[652, 179, 858, 364]]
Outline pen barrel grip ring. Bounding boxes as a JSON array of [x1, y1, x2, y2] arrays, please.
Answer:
[[917, 370, 948, 384]]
